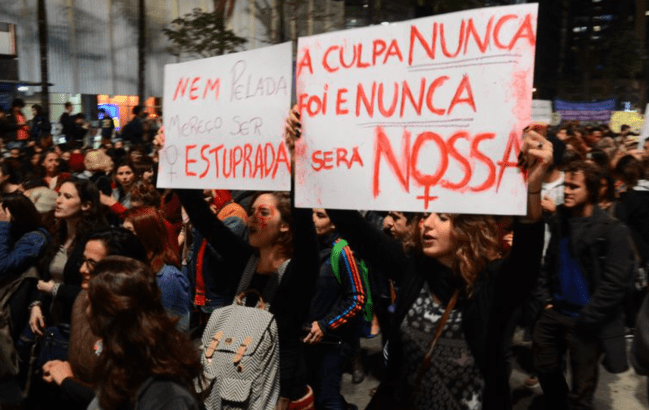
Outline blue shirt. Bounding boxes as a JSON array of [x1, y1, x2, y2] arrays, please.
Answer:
[[553, 237, 590, 317], [0, 223, 49, 277], [157, 264, 191, 332]]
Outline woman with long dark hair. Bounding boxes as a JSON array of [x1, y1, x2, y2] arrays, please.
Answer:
[[122, 206, 190, 331], [154, 129, 320, 409], [29, 178, 108, 337], [285, 110, 552, 410], [86, 256, 201, 410]]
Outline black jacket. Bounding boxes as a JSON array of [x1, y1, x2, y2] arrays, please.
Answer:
[[308, 233, 365, 337], [31, 115, 51, 141], [535, 205, 633, 372], [327, 210, 544, 410], [176, 189, 319, 400], [59, 112, 75, 139], [36, 238, 87, 325]]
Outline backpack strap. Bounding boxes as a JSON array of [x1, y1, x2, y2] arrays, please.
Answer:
[[261, 259, 290, 308], [234, 255, 259, 297], [330, 239, 349, 283], [234, 255, 290, 310], [359, 259, 373, 321]]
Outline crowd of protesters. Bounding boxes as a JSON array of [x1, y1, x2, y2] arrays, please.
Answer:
[[0, 95, 648, 410]]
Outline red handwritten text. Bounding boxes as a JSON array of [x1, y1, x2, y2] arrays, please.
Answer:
[[311, 147, 364, 171], [184, 141, 290, 180], [408, 14, 535, 64], [295, 13, 536, 76], [298, 75, 475, 118], [173, 77, 221, 101], [371, 127, 522, 200]]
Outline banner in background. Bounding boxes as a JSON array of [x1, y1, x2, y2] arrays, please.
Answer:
[[554, 98, 616, 122]]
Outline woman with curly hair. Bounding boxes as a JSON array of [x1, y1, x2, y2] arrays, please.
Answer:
[[86, 256, 201, 410], [285, 108, 552, 410]]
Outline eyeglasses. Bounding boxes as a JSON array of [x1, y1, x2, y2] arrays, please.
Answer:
[[81, 258, 98, 272]]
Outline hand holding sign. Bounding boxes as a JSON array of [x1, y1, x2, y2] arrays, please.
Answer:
[[519, 127, 553, 222], [284, 105, 301, 171], [520, 127, 552, 193]]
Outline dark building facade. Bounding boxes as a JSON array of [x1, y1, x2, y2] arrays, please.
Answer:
[[343, 0, 648, 108], [542, 0, 646, 107]]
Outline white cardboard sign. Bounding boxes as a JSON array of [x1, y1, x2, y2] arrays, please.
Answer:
[[641, 104, 649, 141], [532, 100, 553, 124], [295, 4, 538, 214], [158, 42, 293, 191]]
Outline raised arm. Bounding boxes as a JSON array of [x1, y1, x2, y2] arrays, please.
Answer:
[[152, 126, 253, 273], [175, 189, 252, 275], [495, 126, 552, 308]]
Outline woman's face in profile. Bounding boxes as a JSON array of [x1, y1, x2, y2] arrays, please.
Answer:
[[248, 194, 287, 249], [419, 213, 454, 264], [312, 208, 334, 237], [54, 182, 86, 219], [80, 239, 109, 290]]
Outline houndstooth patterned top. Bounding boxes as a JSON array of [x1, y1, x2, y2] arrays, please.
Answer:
[[400, 282, 485, 410]]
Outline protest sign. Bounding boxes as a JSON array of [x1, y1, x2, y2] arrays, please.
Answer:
[[295, 4, 538, 214], [609, 111, 643, 134], [641, 104, 649, 141], [157, 42, 293, 191], [532, 100, 552, 124]]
